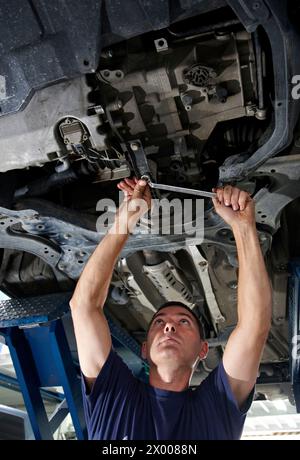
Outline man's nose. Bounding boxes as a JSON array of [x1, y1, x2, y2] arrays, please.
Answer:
[[164, 322, 176, 333]]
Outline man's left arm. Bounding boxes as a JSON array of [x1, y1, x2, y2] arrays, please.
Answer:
[[213, 186, 272, 409]]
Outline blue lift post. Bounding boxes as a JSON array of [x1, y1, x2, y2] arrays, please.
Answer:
[[288, 260, 300, 412], [0, 293, 87, 440], [0, 292, 148, 439]]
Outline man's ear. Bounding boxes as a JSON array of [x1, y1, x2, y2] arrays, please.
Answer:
[[141, 341, 147, 360], [199, 341, 209, 361]]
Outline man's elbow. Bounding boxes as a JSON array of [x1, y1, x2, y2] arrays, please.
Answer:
[[69, 292, 105, 314], [69, 288, 90, 311], [69, 296, 77, 311], [69, 295, 85, 315]]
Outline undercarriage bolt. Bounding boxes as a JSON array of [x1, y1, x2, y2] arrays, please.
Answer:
[[252, 2, 261, 10], [228, 281, 238, 290], [89, 105, 105, 115], [199, 261, 207, 268], [130, 142, 140, 151], [107, 99, 123, 111], [218, 229, 230, 237]]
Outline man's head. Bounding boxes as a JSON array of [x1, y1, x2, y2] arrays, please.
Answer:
[[148, 301, 205, 338], [141, 302, 208, 372]]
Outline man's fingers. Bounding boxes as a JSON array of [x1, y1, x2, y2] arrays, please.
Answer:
[[212, 197, 220, 209], [124, 178, 136, 188], [230, 187, 240, 211], [213, 186, 251, 212], [136, 179, 147, 189], [118, 176, 151, 211], [117, 182, 134, 194], [215, 188, 224, 204], [132, 179, 147, 198], [238, 191, 250, 211], [118, 177, 137, 189], [223, 185, 233, 206]]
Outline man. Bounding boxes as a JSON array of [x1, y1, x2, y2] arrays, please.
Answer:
[[70, 178, 272, 440]]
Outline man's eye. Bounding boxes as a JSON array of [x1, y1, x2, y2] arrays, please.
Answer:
[[154, 318, 163, 325], [180, 319, 190, 324]]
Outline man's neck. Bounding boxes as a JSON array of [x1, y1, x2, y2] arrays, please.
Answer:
[[149, 364, 192, 392]]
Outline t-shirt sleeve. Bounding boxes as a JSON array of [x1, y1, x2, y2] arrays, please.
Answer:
[[197, 360, 254, 439], [81, 347, 137, 439]]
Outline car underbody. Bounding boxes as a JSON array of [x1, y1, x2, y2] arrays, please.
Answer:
[[0, 0, 300, 406]]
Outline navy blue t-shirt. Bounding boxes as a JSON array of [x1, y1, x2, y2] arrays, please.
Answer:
[[81, 348, 254, 440]]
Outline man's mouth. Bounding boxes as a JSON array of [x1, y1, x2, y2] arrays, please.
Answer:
[[158, 337, 180, 345]]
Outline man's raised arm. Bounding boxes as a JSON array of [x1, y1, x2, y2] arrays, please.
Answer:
[[69, 178, 151, 390], [212, 185, 272, 408]]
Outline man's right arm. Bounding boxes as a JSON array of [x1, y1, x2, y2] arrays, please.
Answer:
[[70, 228, 129, 390], [69, 178, 150, 390]]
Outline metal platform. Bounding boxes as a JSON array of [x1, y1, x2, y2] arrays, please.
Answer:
[[0, 293, 71, 328]]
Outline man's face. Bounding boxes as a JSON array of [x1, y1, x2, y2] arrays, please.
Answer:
[[142, 306, 208, 368]]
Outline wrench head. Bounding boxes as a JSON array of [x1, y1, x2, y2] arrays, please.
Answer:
[[140, 174, 151, 183]]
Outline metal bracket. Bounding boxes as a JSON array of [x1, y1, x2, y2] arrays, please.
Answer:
[[253, 155, 300, 232], [128, 140, 151, 178], [154, 38, 168, 53], [219, 0, 300, 181], [187, 246, 225, 330]]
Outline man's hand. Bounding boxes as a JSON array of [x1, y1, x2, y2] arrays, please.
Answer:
[[115, 177, 152, 233], [212, 185, 255, 230]]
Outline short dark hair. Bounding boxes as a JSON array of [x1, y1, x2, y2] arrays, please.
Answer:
[[148, 301, 205, 339]]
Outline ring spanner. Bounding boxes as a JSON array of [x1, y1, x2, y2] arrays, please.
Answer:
[[141, 175, 216, 199]]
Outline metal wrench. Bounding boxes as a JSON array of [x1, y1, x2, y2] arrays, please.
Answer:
[[141, 175, 217, 199]]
